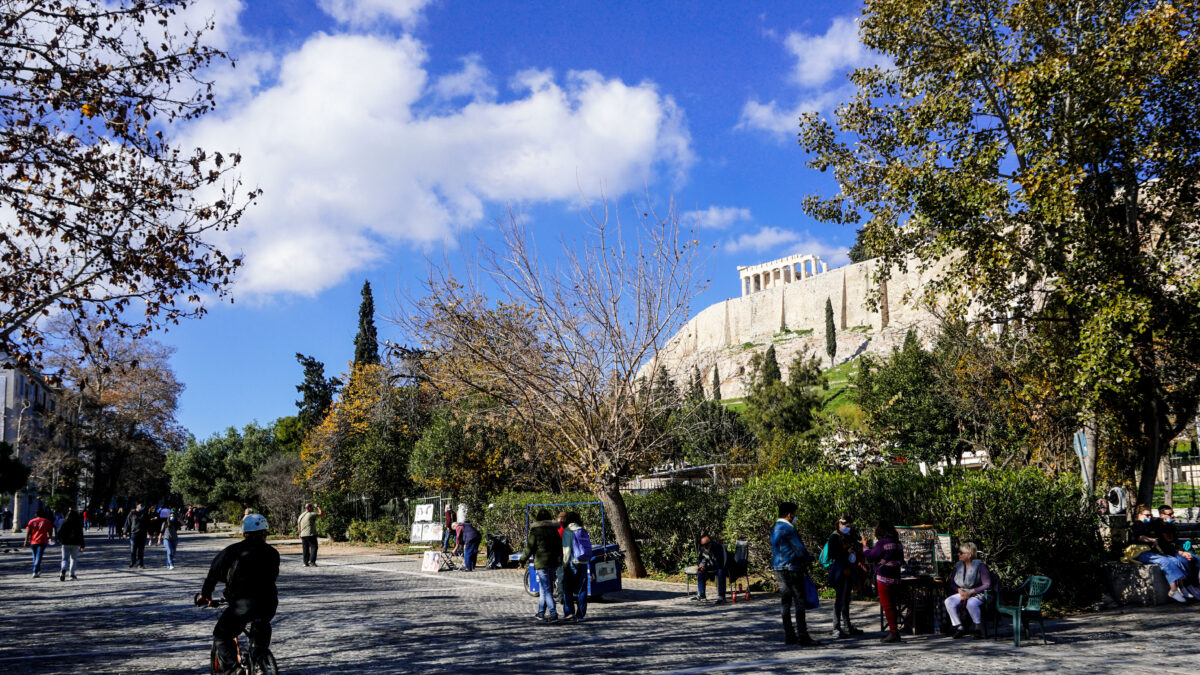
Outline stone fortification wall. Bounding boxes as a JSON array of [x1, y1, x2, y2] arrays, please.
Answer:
[[658, 258, 941, 399]]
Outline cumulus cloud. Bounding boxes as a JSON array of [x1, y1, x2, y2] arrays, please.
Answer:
[[186, 33, 693, 296], [740, 16, 885, 137], [725, 227, 848, 265], [432, 54, 496, 102], [318, 0, 434, 27], [681, 206, 752, 230]]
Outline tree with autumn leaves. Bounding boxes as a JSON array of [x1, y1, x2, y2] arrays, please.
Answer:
[[801, 0, 1200, 503]]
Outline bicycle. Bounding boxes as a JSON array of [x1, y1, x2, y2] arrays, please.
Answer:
[[194, 594, 279, 675]]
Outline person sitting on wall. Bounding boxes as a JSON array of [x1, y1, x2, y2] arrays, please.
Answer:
[[690, 535, 728, 604], [1132, 504, 1200, 601]]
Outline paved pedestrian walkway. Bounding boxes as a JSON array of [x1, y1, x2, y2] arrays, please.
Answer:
[[0, 532, 1195, 673]]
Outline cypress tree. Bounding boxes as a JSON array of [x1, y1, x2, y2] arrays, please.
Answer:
[[354, 280, 380, 366], [762, 345, 782, 383], [295, 353, 341, 432], [686, 366, 704, 404], [825, 297, 837, 367], [711, 365, 722, 402]]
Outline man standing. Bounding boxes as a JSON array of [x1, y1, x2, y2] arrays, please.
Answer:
[[556, 511, 572, 614], [441, 503, 454, 554], [297, 503, 322, 567], [163, 510, 181, 570], [125, 504, 151, 568], [24, 509, 54, 578], [57, 506, 85, 581], [519, 508, 563, 622], [693, 535, 728, 604], [771, 502, 820, 647]]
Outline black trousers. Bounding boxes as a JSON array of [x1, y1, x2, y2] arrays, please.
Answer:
[[774, 569, 809, 640], [214, 597, 277, 670], [833, 570, 854, 629], [130, 535, 147, 566], [301, 536, 318, 564]]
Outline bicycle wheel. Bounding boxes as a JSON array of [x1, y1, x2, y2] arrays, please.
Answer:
[[259, 650, 279, 675], [523, 567, 538, 597]]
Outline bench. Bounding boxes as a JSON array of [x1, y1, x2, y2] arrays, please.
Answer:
[[1105, 561, 1170, 606]]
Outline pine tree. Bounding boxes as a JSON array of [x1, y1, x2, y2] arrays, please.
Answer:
[[353, 280, 380, 366], [295, 354, 341, 432], [825, 297, 837, 367], [761, 345, 782, 384], [686, 366, 704, 404], [711, 365, 722, 402]]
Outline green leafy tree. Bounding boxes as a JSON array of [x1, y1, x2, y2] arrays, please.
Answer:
[[685, 366, 705, 404], [847, 229, 872, 263], [760, 345, 782, 385], [295, 354, 341, 433], [825, 297, 837, 367], [354, 280, 380, 366], [743, 350, 827, 471], [799, 0, 1200, 504], [856, 331, 961, 465], [0, 441, 31, 496], [711, 365, 722, 402]]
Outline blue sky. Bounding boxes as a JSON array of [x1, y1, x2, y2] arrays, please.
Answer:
[[164, 0, 879, 439]]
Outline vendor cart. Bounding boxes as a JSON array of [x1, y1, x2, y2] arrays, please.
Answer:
[[520, 501, 624, 599]]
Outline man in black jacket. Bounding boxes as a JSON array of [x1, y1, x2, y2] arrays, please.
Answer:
[[124, 504, 151, 568], [693, 535, 728, 604], [196, 513, 280, 672]]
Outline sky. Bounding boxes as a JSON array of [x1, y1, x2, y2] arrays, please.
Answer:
[[162, 0, 882, 440]]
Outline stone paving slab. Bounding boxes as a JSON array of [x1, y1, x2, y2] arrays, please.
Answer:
[[1, 532, 1196, 673]]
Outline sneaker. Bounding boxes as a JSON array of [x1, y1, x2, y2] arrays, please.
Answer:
[[690, 595, 706, 602], [303, 562, 310, 567], [831, 628, 848, 639], [60, 571, 66, 581], [796, 635, 822, 647], [129, 563, 136, 568], [847, 626, 863, 636], [951, 626, 968, 638], [138, 564, 144, 569], [711, 598, 727, 605], [31, 572, 38, 578], [573, 615, 586, 623], [1188, 585, 1200, 599], [562, 613, 575, 621], [881, 631, 902, 643], [546, 615, 559, 623], [533, 613, 545, 621], [167, 565, 174, 570], [70, 575, 77, 580], [1170, 589, 1187, 603]]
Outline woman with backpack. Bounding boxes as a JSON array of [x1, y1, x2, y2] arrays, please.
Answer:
[[863, 521, 905, 643], [823, 514, 863, 639], [563, 512, 593, 622]]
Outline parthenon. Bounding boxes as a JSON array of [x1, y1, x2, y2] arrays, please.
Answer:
[[737, 253, 828, 296]]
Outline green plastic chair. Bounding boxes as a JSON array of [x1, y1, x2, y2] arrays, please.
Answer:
[[994, 575, 1052, 646]]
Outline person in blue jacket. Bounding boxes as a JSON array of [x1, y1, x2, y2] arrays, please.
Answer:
[[771, 501, 821, 647]]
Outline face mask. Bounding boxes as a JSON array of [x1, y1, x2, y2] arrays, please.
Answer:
[[1142, 517, 1152, 523], [839, 526, 851, 535], [1165, 518, 1174, 523]]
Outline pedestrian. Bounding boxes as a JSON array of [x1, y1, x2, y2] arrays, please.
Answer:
[[297, 503, 322, 567], [825, 514, 864, 639], [1, 506, 11, 531], [125, 503, 151, 568], [116, 508, 126, 538], [441, 503, 453, 554], [556, 511, 571, 611], [57, 506, 85, 581], [106, 508, 117, 540], [771, 501, 820, 647], [82, 509, 90, 532], [863, 521, 904, 643], [163, 510, 181, 569], [198, 506, 208, 533], [563, 512, 593, 622], [519, 508, 563, 622], [455, 519, 482, 571], [184, 506, 194, 531], [24, 509, 55, 578]]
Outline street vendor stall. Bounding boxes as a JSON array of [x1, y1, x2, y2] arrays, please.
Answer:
[[518, 501, 624, 600], [882, 525, 944, 635]]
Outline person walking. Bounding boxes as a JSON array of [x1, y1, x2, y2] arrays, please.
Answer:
[[125, 504, 151, 568], [825, 514, 864, 639], [297, 503, 322, 567], [771, 502, 820, 647], [82, 509, 90, 532], [163, 510, 182, 569], [519, 508, 563, 622], [564, 512, 593, 622], [57, 507, 85, 581], [556, 511, 572, 613], [24, 510, 55, 578], [863, 521, 905, 643]]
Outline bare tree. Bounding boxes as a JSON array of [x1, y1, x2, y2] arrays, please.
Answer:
[[256, 453, 306, 534], [395, 200, 705, 577]]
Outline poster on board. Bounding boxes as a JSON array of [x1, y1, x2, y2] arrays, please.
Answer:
[[414, 503, 435, 522], [410, 522, 444, 543], [421, 551, 442, 572]]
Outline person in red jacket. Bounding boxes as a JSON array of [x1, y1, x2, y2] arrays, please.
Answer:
[[24, 510, 55, 578]]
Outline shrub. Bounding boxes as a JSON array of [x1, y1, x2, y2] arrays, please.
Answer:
[[478, 491, 596, 547], [315, 492, 353, 541], [217, 500, 245, 527], [346, 518, 402, 545], [626, 484, 728, 574], [724, 467, 1102, 608]]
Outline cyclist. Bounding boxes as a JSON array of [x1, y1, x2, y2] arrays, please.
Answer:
[[195, 513, 280, 672]]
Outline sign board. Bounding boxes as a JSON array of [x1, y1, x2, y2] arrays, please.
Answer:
[[421, 551, 442, 572], [414, 503, 435, 523], [594, 560, 619, 583], [935, 533, 954, 563], [895, 525, 938, 577], [410, 522, 443, 544]]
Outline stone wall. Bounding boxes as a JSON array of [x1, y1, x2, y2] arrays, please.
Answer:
[[657, 258, 943, 398]]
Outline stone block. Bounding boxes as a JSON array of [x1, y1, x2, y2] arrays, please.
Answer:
[[1105, 562, 1169, 606]]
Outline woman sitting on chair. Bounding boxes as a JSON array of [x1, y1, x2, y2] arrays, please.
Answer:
[[944, 542, 993, 639]]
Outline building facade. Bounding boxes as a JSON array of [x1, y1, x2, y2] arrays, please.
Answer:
[[1, 359, 58, 531]]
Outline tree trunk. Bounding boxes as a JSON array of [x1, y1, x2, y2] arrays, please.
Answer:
[[596, 483, 645, 578], [1136, 400, 1162, 508], [1163, 450, 1174, 507]]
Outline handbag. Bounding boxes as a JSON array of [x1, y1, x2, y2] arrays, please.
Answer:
[[803, 573, 820, 609], [1121, 544, 1152, 563]]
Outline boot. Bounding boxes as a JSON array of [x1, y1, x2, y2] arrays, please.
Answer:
[[881, 631, 902, 643]]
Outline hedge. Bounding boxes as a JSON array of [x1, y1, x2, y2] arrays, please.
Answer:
[[724, 467, 1102, 608], [477, 486, 729, 575], [347, 518, 406, 545]]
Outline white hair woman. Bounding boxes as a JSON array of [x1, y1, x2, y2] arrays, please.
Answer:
[[944, 542, 994, 639]]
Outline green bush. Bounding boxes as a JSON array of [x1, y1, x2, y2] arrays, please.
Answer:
[[217, 500, 245, 527], [724, 467, 1101, 608], [626, 484, 728, 574], [478, 491, 597, 547], [315, 492, 353, 542], [347, 519, 369, 542], [346, 518, 403, 545]]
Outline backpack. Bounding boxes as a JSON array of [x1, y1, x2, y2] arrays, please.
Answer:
[[819, 534, 836, 569], [571, 527, 593, 562]]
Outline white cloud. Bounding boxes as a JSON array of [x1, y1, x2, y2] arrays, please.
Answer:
[[432, 54, 495, 102], [784, 17, 876, 88], [725, 227, 849, 265], [681, 206, 752, 230], [740, 16, 885, 137], [317, 0, 434, 27], [186, 33, 693, 297]]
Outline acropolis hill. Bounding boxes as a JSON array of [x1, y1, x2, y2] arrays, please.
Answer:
[[658, 252, 940, 399]]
